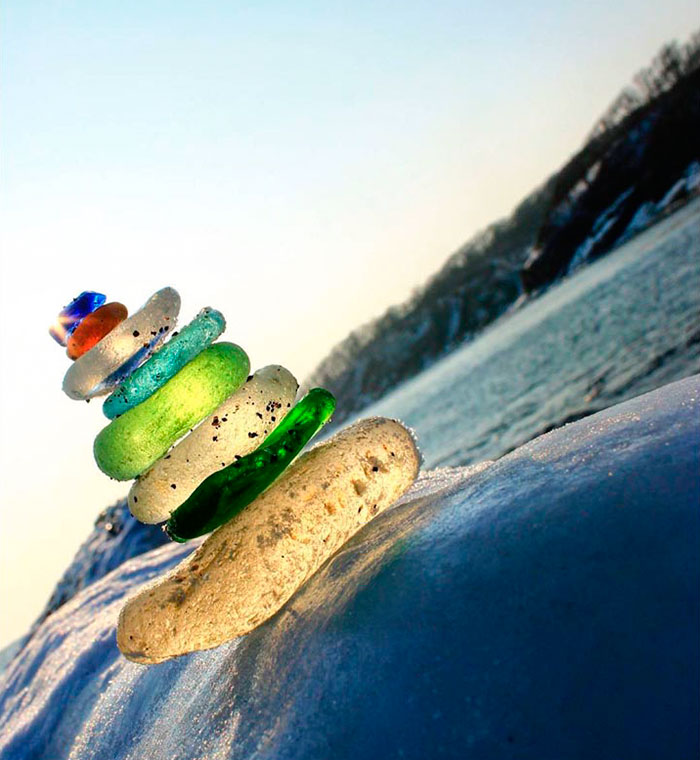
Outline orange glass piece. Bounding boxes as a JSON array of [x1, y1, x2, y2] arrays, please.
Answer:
[[67, 302, 128, 360]]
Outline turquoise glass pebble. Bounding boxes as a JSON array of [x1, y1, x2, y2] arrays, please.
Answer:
[[102, 307, 226, 419], [165, 388, 336, 542]]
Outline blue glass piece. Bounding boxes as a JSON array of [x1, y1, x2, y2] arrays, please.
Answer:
[[102, 308, 227, 419], [63, 291, 107, 319], [49, 291, 106, 346]]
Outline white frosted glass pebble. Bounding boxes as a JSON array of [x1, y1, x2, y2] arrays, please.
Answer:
[[117, 416, 421, 663], [62, 287, 181, 400], [128, 365, 299, 523]]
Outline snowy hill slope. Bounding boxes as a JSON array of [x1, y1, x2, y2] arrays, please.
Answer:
[[0, 376, 698, 760]]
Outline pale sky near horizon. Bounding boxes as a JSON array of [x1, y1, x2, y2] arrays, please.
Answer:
[[1, 1, 698, 648]]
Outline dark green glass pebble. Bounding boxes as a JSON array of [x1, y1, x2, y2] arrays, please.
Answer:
[[165, 387, 336, 542]]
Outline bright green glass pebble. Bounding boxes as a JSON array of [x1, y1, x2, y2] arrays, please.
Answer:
[[94, 342, 249, 480], [165, 387, 336, 542], [102, 307, 226, 419]]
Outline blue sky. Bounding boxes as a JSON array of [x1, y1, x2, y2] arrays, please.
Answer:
[[1, 0, 698, 646]]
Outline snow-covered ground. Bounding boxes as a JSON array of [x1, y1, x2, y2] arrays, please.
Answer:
[[0, 376, 698, 760], [568, 161, 700, 275]]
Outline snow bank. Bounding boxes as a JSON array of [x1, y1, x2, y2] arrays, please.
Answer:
[[1, 377, 698, 760]]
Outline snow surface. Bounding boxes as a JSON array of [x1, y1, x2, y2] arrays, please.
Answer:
[[567, 187, 635, 274], [28, 500, 171, 638], [0, 377, 698, 760]]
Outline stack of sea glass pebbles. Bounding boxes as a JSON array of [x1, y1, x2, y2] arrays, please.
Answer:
[[51, 287, 420, 664]]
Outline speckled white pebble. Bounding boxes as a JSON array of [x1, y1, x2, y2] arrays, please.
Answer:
[[62, 287, 181, 400], [117, 416, 420, 664], [128, 365, 299, 524]]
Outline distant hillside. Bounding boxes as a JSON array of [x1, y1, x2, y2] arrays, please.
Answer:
[[304, 33, 700, 426], [522, 35, 700, 290]]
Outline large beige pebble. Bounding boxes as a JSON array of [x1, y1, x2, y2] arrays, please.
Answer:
[[117, 417, 420, 664], [128, 365, 298, 524]]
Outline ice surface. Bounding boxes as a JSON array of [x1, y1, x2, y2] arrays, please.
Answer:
[[0, 376, 697, 759]]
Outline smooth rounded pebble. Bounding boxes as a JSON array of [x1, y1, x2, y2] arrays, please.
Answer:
[[128, 365, 298, 524], [66, 302, 128, 360], [165, 387, 335, 541], [117, 416, 420, 664], [94, 342, 250, 480], [102, 307, 226, 419], [63, 287, 181, 400]]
